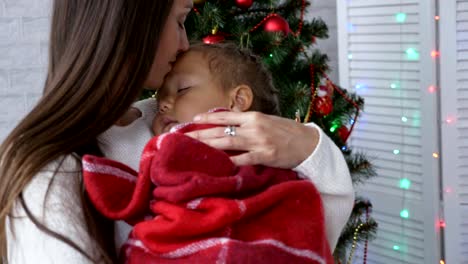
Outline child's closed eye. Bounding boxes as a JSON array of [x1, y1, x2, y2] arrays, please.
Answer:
[[177, 87, 190, 94]]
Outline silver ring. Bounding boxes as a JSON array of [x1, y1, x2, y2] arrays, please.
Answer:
[[224, 125, 236, 137]]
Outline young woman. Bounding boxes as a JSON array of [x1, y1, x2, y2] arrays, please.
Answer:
[[0, 0, 353, 263]]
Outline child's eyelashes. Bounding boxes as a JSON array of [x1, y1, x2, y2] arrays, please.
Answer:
[[177, 87, 190, 94]]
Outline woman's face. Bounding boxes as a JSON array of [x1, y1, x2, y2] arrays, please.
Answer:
[[144, 0, 192, 90]]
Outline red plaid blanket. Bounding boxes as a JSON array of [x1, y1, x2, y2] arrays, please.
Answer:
[[83, 123, 333, 264]]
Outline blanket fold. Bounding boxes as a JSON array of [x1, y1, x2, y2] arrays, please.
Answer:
[[83, 123, 334, 264]]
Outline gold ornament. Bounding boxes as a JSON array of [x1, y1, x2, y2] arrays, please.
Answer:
[[347, 223, 364, 264]]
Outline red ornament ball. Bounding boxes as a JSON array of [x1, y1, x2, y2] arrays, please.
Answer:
[[236, 0, 253, 9], [203, 34, 225, 44], [337, 126, 350, 142], [264, 15, 291, 35], [314, 96, 333, 116]]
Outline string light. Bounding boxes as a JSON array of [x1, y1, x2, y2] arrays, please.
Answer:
[[438, 220, 446, 228], [428, 85, 437, 93], [433, 152, 439, 158], [400, 209, 409, 219], [348, 53, 353, 60], [431, 50, 440, 58], [406, 48, 420, 60], [395, 13, 407, 23], [330, 126, 338, 133], [390, 82, 399, 89], [446, 116, 456, 124], [435, 16, 440, 21], [393, 149, 400, 155], [401, 116, 408, 122], [269, 53, 273, 58], [342, 146, 348, 151], [440, 260, 445, 264], [393, 245, 400, 251], [399, 178, 411, 190], [445, 187, 453, 193]]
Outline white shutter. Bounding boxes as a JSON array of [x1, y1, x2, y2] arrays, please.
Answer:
[[440, 1, 468, 263], [337, 0, 441, 263]]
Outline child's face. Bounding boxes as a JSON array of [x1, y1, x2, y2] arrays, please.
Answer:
[[153, 51, 231, 135]]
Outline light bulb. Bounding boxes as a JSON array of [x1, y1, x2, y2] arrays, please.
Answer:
[[396, 13, 407, 23], [399, 178, 411, 189], [400, 209, 409, 219]]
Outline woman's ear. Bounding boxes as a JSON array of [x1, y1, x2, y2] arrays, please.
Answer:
[[229, 85, 254, 112]]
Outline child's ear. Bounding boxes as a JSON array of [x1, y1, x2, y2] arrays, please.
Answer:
[[229, 85, 254, 112]]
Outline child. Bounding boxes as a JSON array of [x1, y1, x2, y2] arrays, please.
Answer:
[[152, 43, 281, 135], [87, 43, 353, 263]]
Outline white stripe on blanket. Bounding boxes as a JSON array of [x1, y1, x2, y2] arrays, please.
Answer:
[[83, 160, 137, 183], [125, 238, 326, 264]]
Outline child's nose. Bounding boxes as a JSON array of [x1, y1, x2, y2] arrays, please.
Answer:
[[158, 101, 171, 113]]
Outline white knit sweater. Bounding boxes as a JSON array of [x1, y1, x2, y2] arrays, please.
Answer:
[[6, 99, 354, 263]]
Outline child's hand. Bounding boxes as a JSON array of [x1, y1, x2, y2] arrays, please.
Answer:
[[115, 107, 142, 126]]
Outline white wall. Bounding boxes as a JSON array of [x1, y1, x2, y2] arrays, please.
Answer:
[[307, 0, 339, 83], [0, 0, 51, 142]]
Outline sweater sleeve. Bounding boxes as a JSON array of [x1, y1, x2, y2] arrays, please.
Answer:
[[293, 122, 354, 251], [6, 155, 100, 264]]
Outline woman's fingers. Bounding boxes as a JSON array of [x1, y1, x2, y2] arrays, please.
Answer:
[[187, 127, 254, 151], [193, 111, 263, 126], [185, 127, 227, 140], [230, 152, 262, 167], [187, 110, 320, 169]]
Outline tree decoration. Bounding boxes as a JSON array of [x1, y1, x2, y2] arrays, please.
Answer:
[[235, 0, 253, 9], [338, 125, 350, 142], [263, 14, 291, 35], [203, 27, 225, 44], [203, 33, 225, 44], [314, 95, 333, 116]]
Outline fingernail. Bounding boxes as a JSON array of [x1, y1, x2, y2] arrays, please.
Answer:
[[193, 115, 201, 121]]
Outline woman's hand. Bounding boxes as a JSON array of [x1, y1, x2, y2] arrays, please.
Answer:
[[185, 111, 320, 169]]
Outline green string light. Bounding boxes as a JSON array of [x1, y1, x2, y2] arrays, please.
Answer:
[[400, 209, 409, 219], [396, 13, 407, 23], [406, 48, 420, 60], [330, 124, 339, 133], [393, 245, 401, 251], [399, 178, 411, 189]]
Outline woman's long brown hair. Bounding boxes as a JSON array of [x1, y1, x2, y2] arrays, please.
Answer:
[[0, 0, 174, 262]]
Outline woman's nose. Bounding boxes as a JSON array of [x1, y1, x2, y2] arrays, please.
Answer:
[[179, 33, 189, 53]]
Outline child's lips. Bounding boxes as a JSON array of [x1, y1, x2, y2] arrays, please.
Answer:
[[161, 116, 178, 133]]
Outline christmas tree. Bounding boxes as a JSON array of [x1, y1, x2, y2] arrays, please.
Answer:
[[184, 0, 378, 262]]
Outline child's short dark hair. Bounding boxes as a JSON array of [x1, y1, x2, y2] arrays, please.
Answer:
[[188, 43, 281, 116]]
